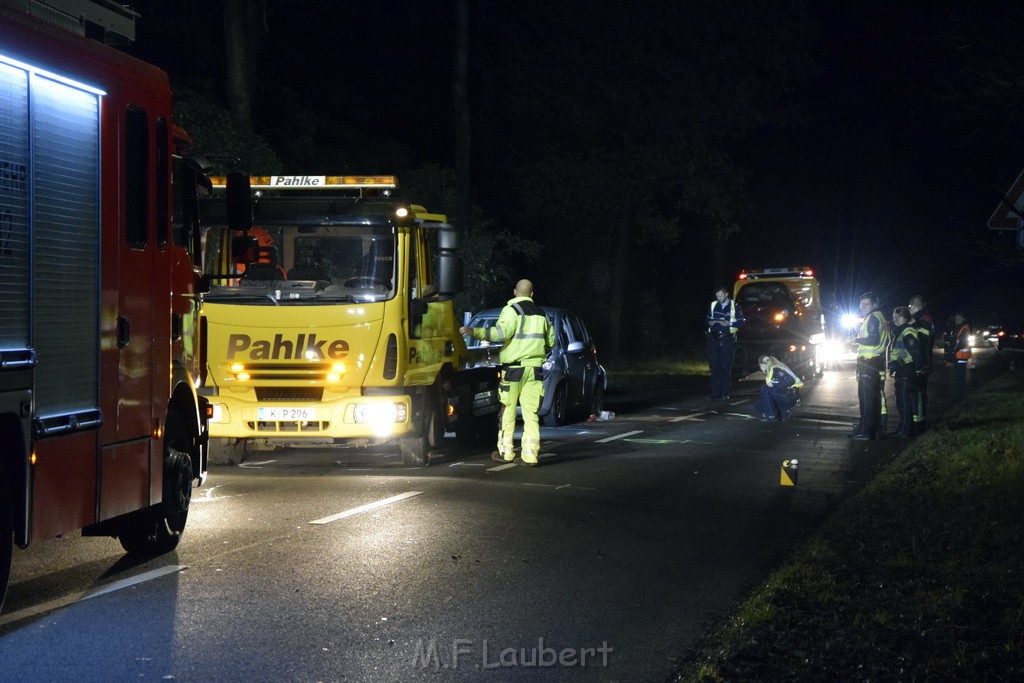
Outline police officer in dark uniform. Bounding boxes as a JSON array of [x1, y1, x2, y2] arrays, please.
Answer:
[[887, 306, 923, 438], [908, 294, 934, 433], [705, 285, 744, 400]]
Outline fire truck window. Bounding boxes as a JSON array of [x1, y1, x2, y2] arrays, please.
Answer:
[[155, 116, 168, 247], [125, 106, 149, 249]]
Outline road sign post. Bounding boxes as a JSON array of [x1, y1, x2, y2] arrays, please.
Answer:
[[988, 168, 1024, 231]]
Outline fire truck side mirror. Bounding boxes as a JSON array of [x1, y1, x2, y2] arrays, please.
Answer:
[[226, 171, 252, 233]]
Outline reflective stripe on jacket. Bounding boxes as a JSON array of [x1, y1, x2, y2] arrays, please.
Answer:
[[857, 310, 889, 359], [707, 298, 744, 335], [471, 296, 554, 367], [954, 323, 972, 361], [889, 324, 918, 366]]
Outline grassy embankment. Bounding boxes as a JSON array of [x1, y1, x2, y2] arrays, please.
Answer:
[[674, 368, 1024, 680]]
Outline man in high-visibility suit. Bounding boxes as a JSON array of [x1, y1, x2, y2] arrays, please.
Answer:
[[460, 279, 555, 466]]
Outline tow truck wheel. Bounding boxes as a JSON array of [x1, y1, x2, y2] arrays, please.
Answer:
[[0, 464, 13, 614], [401, 392, 444, 466], [543, 383, 568, 427], [208, 437, 249, 466], [118, 414, 193, 556]]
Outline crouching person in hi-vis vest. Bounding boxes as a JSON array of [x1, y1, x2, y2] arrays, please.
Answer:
[[460, 279, 555, 466]]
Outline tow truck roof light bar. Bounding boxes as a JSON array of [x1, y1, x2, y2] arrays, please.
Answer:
[[738, 266, 815, 280], [209, 175, 398, 190]]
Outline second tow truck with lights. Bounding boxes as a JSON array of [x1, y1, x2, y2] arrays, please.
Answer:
[[198, 175, 500, 465], [732, 267, 826, 379]]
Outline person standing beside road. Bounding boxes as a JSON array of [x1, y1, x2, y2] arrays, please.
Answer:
[[944, 311, 972, 402], [705, 285, 745, 400], [459, 279, 555, 466], [887, 306, 923, 438], [852, 292, 890, 440], [908, 294, 934, 433]]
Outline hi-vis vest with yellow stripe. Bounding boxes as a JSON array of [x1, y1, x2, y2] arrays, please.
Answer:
[[858, 310, 889, 359], [889, 325, 917, 365], [709, 299, 739, 334], [471, 296, 553, 367]]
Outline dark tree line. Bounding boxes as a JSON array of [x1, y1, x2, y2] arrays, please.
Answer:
[[128, 0, 816, 357]]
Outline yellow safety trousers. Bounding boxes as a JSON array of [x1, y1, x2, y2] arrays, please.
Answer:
[[497, 370, 544, 462]]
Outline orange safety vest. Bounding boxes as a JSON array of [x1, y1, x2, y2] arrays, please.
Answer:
[[954, 323, 972, 361]]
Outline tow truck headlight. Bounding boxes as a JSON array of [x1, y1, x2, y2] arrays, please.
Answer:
[[353, 402, 409, 425]]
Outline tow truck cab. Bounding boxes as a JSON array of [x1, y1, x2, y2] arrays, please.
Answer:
[[732, 267, 826, 379]]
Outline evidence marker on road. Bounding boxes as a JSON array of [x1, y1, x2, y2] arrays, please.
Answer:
[[780, 459, 799, 486]]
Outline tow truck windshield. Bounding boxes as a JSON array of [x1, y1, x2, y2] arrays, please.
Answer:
[[203, 223, 397, 304]]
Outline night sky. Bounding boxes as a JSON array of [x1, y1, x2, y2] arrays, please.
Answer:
[[129, 1, 1024, 339]]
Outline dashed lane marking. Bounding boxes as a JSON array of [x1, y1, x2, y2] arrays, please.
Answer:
[[81, 565, 187, 601], [487, 462, 517, 472], [595, 429, 643, 443], [309, 491, 424, 525], [0, 565, 188, 628], [670, 412, 711, 422], [522, 483, 599, 491], [238, 459, 277, 468]]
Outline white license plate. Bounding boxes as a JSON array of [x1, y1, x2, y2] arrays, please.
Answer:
[[258, 406, 317, 420]]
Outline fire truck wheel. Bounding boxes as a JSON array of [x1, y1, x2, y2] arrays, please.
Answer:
[[543, 383, 568, 427], [0, 465, 12, 614], [118, 416, 194, 556], [400, 392, 444, 466]]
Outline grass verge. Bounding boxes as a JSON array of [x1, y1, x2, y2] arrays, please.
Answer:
[[676, 369, 1024, 680]]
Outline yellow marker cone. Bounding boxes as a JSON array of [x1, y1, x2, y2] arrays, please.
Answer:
[[780, 459, 799, 486]]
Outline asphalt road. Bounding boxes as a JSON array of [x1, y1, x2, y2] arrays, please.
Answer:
[[0, 350, 1005, 682]]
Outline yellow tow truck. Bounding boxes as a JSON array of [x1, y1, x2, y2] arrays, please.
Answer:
[[732, 266, 826, 379], [198, 175, 499, 465]]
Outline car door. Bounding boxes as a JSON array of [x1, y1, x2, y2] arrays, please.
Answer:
[[561, 313, 593, 409]]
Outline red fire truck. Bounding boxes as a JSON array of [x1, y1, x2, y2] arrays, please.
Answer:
[[0, 2, 212, 611]]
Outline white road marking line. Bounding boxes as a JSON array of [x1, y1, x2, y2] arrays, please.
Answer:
[[449, 461, 488, 467], [81, 565, 187, 601], [192, 485, 231, 503], [595, 429, 643, 443], [797, 417, 854, 426], [239, 459, 277, 468], [487, 462, 517, 472], [0, 565, 189, 626], [522, 483, 598, 491], [670, 413, 709, 422], [309, 491, 424, 525], [722, 412, 755, 419]]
